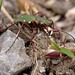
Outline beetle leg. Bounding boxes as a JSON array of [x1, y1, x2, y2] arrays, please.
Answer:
[[53, 28, 62, 44], [0, 23, 15, 32], [24, 22, 35, 32], [52, 28, 75, 43], [46, 34, 49, 49], [45, 32, 51, 50], [58, 31, 62, 43], [30, 33, 37, 52], [0, 21, 22, 32], [6, 23, 25, 53]]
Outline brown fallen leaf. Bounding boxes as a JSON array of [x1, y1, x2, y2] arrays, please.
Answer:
[[16, 0, 38, 15]]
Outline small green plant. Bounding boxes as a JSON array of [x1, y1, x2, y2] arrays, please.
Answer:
[[0, 0, 2, 11], [49, 40, 75, 58]]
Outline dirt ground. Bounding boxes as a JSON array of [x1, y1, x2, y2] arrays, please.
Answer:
[[0, 0, 75, 75]]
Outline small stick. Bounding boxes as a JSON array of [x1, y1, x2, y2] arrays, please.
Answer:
[[1, 5, 14, 22], [31, 52, 38, 75]]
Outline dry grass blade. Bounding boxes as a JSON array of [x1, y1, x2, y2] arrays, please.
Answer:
[[1, 5, 14, 22], [31, 52, 38, 75], [16, 0, 38, 15]]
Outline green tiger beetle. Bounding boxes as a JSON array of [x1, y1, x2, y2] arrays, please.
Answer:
[[0, 15, 75, 57]]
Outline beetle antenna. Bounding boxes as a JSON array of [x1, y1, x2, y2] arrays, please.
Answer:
[[53, 29, 75, 42], [61, 30, 75, 42]]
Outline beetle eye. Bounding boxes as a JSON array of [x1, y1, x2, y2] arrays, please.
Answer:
[[48, 31, 51, 35], [48, 31, 53, 36]]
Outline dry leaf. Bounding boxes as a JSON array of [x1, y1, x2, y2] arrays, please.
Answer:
[[16, 0, 38, 15]]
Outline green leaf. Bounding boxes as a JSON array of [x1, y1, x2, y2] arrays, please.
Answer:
[[0, 0, 2, 11], [50, 46, 57, 49], [49, 40, 61, 51], [60, 47, 75, 58], [49, 40, 75, 58]]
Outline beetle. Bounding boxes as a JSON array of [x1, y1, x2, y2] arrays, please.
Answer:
[[0, 15, 54, 34], [15, 15, 54, 34], [0, 15, 75, 54], [13, 15, 75, 43]]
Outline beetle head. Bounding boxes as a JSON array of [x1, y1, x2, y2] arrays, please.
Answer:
[[44, 27, 53, 36]]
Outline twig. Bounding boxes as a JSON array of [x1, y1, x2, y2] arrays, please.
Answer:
[[31, 52, 38, 75], [1, 5, 14, 22]]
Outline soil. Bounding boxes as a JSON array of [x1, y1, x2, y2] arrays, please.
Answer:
[[0, 0, 75, 75]]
